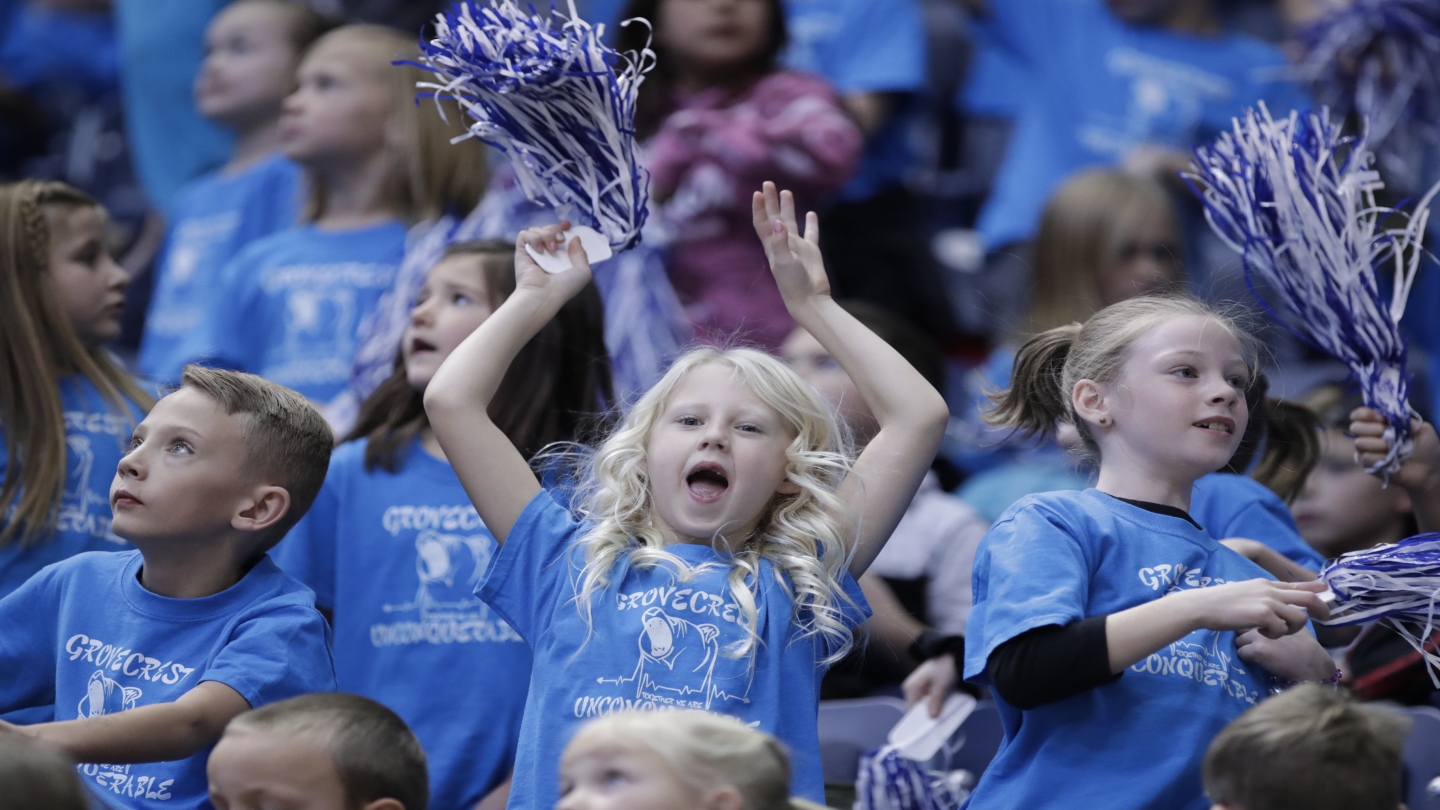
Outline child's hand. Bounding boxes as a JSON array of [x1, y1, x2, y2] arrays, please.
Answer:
[[1350, 407, 1440, 495], [514, 222, 594, 301], [902, 654, 959, 719], [1234, 627, 1337, 683], [1181, 579, 1330, 637], [751, 181, 831, 309]]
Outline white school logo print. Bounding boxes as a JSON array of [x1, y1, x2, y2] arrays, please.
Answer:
[[576, 579, 755, 718], [370, 509, 523, 647], [56, 427, 124, 543], [1132, 562, 1262, 705], [78, 670, 142, 718]]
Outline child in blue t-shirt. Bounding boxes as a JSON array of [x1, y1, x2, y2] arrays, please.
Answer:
[[962, 295, 1335, 810], [273, 239, 614, 810], [0, 366, 337, 810], [137, 0, 333, 385], [0, 181, 152, 600], [423, 183, 951, 809], [202, 24, 481, 411]]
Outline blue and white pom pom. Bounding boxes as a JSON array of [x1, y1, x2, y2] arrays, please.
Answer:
[[414, 0, 653, 252], [1187, 104, 1440, 478], [1296, 0, 1440, 149], [1320, 533, 1440, 684], [856, 748, 970, 810]]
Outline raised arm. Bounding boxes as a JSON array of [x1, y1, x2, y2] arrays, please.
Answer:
[[752, 183, 950, 577], [1, 681, 250, 764], [423, 224, 595, 544]]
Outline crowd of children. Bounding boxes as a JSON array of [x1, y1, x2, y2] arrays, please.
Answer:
[[2, 0, 1440, 809]]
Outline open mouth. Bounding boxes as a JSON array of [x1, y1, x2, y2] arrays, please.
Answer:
[[410, 337, 437, 354], [686, 463, 729, 501], [1193, 418, 1234, 435]]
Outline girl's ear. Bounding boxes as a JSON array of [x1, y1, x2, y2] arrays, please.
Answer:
[[1071, 379, 1110, 431]]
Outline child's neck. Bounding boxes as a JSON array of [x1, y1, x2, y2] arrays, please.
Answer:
[[224, 118, 283, 176], [309, 150, 403, 231], [134, 536, 251, 599], [1095, 463, 1196, 513]]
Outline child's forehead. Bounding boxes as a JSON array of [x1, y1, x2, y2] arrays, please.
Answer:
[[669, 363, 782, 411], [1128, 315, 1246, 363], [145, 387, 247, 436]]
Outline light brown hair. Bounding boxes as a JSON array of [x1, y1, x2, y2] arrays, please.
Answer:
[[226, 692, 428, 810], [568, 710, 794, 810], [1203, 684, 1408, 810], [1027, 169, 1182, 335], [231, 0, 337, 56], [347, 239, 614, 471], [986, 295, 1257, 462], [0, 180, 153, 547], [179, 366, 332, 549], [0, 738, 89, 810], [300, 25, 486, 224]]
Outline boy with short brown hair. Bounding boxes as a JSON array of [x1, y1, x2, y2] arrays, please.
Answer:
[[0, 367, 336, 810], [1204, 684, 1410, 810], [207, 693, 428, 810]]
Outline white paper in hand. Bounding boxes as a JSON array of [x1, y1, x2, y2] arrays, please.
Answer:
[[524, 225, 613, 274], [888, 693, 977, 762]]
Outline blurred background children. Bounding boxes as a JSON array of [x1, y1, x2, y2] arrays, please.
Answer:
[[200, 24, 483, 414], [0, 180, 150, 599], [615, 0, 861, 350], [208, 693, 429, 810], [274, 239, 613, 810], [137, 0, 332, 385]]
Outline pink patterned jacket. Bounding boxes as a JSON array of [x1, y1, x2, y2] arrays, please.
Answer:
[[646, 70, 862, 350]]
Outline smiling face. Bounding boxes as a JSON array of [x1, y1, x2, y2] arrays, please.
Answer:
[[110, 387, 264, 545], [43, 204, 127, 347], [644, 362, 800, 547], [208, 729, 350, 810], [403, 254, 498, 391], [1292, 429, 1412, 559], [196, 0, 303, 127], [557, 739, 703, 810], [1083, 314, 1250, 484], [656, 0, 773, 82], [279, 35, 391, 171]]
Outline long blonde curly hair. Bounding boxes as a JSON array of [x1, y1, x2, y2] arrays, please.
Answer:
[[564, 347, 859, 664]]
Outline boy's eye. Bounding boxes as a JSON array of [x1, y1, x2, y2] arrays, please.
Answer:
[[602, 769, 630, 787], [126, 436, 142, 451], [167, 441, 193, 455]]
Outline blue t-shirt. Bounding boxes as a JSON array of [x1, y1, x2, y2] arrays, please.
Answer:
[[963, 489, 1277, 810], [0, 376, 145, 600], [1191, 473, 1325, 572], [781, 0, 926, 200], [480, 489, 870, 810], [139, 155, 301, 385], [0, 550, 336, 810], [974, 0, 1307, 248], [272, 439, 531, 810], [204, 222, 407, 404]]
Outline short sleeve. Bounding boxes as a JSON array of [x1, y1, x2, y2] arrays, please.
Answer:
[[974, 0, 1059, 68], [196, 245, 264, 372], [964, 504, 1091, 682], [1218, 500, 1325, 572], [0, 568, 60, 713], [822, 0, 925, 93], [270, 467, 340, 609], [477, 489, 588, 642], [203, 604, 336, 708]]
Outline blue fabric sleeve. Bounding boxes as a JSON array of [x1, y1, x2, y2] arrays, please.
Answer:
[[0, 568, 60, 712], [974, 0, 1053, 67], [203, 604, 336, 708], [477, 489, 588, 643], [197, 246, 264, 372], [823, 0, 925, 93], [270, 470, 340, 610], [964, 504, 1091, 682], [1219, 500, 1325, 572]]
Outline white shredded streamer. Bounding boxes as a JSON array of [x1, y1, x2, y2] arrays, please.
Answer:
[[1187, 104, 1440, 478], [414, 0, 654, 250], [1320, 533, 1440, 686], [856, 747, 969, 810]]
